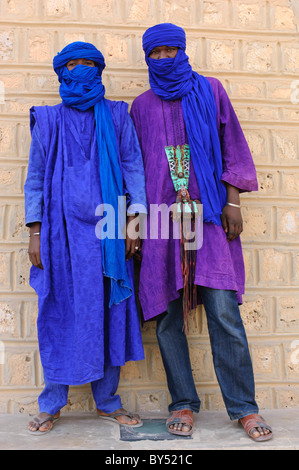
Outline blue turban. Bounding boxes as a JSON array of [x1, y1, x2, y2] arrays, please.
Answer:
[[53, 41, 106, 82], [52, 41, 132, 307], [142, 24, 227, 225], [142, 23, 186, 56]]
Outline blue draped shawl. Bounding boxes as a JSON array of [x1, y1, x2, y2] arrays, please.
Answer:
[[53, 41, 131, 306], [142, 24, 227, 225]]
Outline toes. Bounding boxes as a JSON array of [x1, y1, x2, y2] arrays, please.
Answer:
[[182, 424, 191, 433], [28, 422, 38, 432], [39, 421, 53, 432]]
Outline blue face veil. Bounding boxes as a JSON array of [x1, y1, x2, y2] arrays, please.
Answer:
[[53, 41, 132, 307], [143, 24, 227, 225]]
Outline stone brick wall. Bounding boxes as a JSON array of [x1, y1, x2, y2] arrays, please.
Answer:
[[0, 0, 298, 415]]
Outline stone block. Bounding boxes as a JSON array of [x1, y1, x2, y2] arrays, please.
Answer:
[[207, 39, 237, 71], [0, 122, 17, 157], [81, 0, 121, 23], [0, 252, 12, 291], [6, 203, 28, 241], [280, 171, 299, 196], [0, 30, 15, 62], [0, 301, 20, 338], [123, 0, 154, 24], [251, 343, 282, 380], [232, 1, 267, 30], [243, 41, 277, 73], [286, 340, 299, 379], [43, 0, 75, 18], [276, 296, 299, 332], [4, 350, 35, 386], [256, 170, 280, 196], [276, 386, 299, 408], [277, 208, 299, 240], [281, 45, 299, 73], [243, 128, 271, 165], [14, 248, 34, 293], [26, 30, 54, 64], [1, 0, 36, 19], [201, 0, 229, 26], [120, 359, 148, 383], [272, 5, 297, 31], [240, 295, 271, 333], [258, 248, 289, 285], [0, 165, 24, 195], [291, 252, 299, 284], [148, 345, 167, 383], [158, 0, 195, 26], [189, 343, 214, 382], [241, 205, 271, 241], [135, 389, 169, 413]]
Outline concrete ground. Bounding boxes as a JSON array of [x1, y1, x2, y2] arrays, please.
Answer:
[[0, 408, 298, 451]]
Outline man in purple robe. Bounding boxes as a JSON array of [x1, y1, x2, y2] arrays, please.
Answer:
[[24, 42, 147, 434], [130, 23, 273, 442]]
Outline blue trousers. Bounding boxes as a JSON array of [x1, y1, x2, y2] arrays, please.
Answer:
[[156, 287, 259, 420], [38, 365, 122, 415]]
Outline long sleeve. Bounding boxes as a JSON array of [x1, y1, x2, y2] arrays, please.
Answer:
[[119, 111, 147, 215], [215, 80, 258, 193], [24, 121, 46, 226]]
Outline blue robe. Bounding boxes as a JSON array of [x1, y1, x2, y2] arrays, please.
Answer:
[[24, 100, 147, 385]]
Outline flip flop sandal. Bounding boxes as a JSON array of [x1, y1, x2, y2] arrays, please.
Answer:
[[28, 414, 60, 436], [239, 414, 273, 442], [166, 409, 193, 436], [97, 408, 143, 427]]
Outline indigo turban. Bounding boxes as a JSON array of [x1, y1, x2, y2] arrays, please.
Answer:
[[53, 41, 106, 82], [142, 23, 227, 225], [142, 23, 186, 57]]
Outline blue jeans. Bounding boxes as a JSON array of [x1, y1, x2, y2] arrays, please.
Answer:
[[156, 287, 259, 420], [38, 365, 122, 415]]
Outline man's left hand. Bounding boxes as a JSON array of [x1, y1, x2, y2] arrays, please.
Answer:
[[221, 205, 243, 242]]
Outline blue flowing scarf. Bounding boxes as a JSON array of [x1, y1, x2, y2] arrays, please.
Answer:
[[143, 24, 227, 225], [53, 41, 132, 306]]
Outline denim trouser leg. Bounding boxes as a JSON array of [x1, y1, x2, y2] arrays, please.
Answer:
[[156, 288, 259, 420], [156, 296, 201, 413], [38, 365, 122, 415], [199, 287, 259, 420]]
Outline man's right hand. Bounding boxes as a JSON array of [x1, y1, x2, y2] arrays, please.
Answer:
[[28, 222, 43, 269]]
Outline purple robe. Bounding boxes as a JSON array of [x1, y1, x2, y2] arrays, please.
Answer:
[[130, 78, 258, 321]]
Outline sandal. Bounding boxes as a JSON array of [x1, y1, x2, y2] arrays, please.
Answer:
[[28, 413, 60, 435], [97, 408, 143, 427], [239, 414, 273, 442], [166, 409, 193, 436]]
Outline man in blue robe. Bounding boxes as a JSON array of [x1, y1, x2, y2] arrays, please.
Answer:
[[24, 42, 147, 434]]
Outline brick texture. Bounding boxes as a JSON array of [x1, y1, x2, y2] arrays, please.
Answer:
[[0, 0, 299, 415]]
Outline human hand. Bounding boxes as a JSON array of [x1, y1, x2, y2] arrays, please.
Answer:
[[221, 204, 243, 242], [28, 223, 43, 269], [125, 215, 141, 261]]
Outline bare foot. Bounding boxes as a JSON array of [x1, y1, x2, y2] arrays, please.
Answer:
[[167, 409, 193, 436], [169, 423, 192, 433], [28, 411, 60, 433], [239, 414, 272, 441], [97, 408, 141, 426]]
